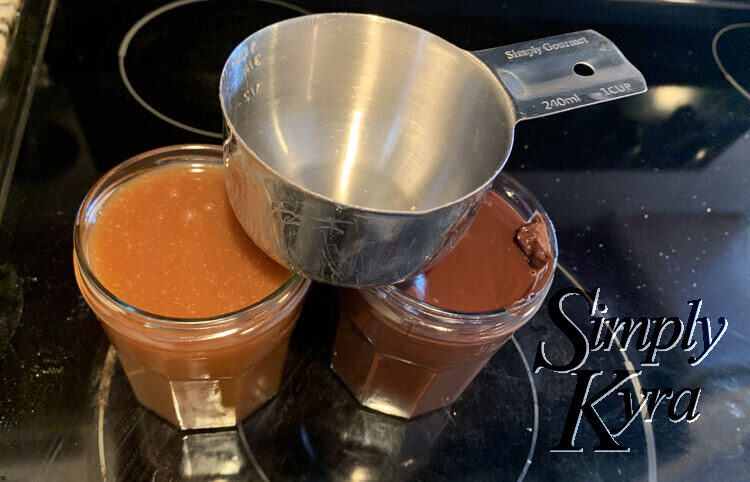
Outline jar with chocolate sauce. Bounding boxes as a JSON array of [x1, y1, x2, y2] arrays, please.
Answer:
[[331, 175, 557, 418]]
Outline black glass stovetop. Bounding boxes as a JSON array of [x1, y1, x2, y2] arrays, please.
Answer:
[[1, 0, 749, 480]]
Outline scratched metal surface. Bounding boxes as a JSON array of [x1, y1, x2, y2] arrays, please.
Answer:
[[1, 0, 750, 480]]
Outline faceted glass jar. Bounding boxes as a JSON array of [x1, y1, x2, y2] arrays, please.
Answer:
[[73, 145, 311, 430], [331, 174, 557, 418]]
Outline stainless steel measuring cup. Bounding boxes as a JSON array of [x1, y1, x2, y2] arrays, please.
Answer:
[[220, 13, 646, 287]]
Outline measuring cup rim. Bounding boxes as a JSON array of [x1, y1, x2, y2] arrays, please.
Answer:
[[219, 12, 515, 217]]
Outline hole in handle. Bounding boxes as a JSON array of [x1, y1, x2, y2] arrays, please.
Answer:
[[573, 62, 595, 76]]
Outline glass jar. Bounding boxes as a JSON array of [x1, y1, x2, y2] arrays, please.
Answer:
[[74, 144, 311, 430], [331, 174, 557, 418]]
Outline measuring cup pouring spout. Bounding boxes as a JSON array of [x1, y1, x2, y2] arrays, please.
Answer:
[[220, 14, 647, 287]]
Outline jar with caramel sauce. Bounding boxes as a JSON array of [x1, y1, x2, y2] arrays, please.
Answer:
[[74, 145, 310, 429]]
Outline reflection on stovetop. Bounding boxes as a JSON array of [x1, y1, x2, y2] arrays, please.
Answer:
[[100, 284, 538, 481], [0, 264, 22, 359], [95, 280, 653, 481]]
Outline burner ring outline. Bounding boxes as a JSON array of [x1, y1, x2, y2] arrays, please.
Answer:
[[712, 23, 750, 101], [117, 0, 310, 138]]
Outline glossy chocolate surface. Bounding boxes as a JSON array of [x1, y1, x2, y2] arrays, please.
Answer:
[[399, 190, 548, 312]]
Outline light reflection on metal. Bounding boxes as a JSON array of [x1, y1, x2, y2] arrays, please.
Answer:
[[340, 110, 363, 200], [268, 25, 290, 157], [409, 273, 427, 300]]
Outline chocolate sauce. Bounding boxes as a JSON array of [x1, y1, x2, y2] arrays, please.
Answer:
[[332, 187, 555, 418], [398, 190, 550, 312], [515, 214, 551, 269], [333, 289, 514, 418]]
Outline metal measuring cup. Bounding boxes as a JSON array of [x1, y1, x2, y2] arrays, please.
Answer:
[[219, 13, 646, 287]]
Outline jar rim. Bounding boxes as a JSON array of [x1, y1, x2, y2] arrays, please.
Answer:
[[375, 172, 558, 327], [73, 144, 303, 329]]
